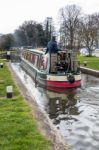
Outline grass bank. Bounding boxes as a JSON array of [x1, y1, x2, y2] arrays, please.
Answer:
[[0, 59, 52, 150], [77, 55, 99, 70]]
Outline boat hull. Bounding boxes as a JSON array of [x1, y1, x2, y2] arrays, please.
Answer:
[[46, 80, 81, 88], [21, 58, 81, 90]]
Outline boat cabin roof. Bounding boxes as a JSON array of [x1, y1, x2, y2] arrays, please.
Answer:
[[25, 48, 44, 55], [24, 48, 76, 56]]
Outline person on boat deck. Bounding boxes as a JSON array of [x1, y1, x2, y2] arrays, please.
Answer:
[[45, 36, 58, 54], [43, 36, 58, 71]]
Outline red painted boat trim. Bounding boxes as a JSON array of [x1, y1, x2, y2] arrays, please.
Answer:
[[47, 80, 81, 88]]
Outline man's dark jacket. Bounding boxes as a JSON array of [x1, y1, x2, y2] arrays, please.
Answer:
[[45, 40, 58, 54]]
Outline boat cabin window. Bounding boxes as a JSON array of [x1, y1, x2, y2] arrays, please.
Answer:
[[29, 53, 39, 68], [31, 53, 35, 64], [30, 53, 33, 62], [22, 51, 39, 68], [25, 52, 28, 59], [34, 55, 39, 67], [39, 54, 48, 71]]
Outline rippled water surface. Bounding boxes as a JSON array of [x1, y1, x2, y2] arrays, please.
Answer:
[[12, 63, 99, 150]]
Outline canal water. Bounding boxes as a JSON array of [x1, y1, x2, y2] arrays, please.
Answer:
[[12, 63, 99, 150]]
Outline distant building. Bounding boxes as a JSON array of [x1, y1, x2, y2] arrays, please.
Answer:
[[80, 48, 89, 56]]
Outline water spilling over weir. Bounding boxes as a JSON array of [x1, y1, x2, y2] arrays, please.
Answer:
[[11, 63, 99, 150]]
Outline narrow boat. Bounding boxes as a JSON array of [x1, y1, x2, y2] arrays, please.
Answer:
[[21, 48, 81, 90]]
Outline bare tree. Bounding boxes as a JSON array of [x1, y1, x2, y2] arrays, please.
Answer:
[[92, 13, 99, 48], [59, 4, 82, 50], [80, 14, 99, 56]]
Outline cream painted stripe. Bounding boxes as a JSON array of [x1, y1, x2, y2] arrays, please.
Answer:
[[47, 74, 81, 81], [75, 75, 81, 80]]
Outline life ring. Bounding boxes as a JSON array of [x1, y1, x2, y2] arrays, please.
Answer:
[[67, 74, 75, 83]]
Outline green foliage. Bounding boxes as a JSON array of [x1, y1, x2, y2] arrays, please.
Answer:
[[14, 21, 47, 47], [0, 60, 19, 97], [0, 34, 15, 50], [77, 55, 99, 70], [14, 18, 55, 48], [0, 60, 52, 150], [0, 97, 52, 150]]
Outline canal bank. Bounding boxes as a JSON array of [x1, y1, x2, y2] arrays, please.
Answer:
[[80, 67, 99, 77], [8, 62, 69, 150]]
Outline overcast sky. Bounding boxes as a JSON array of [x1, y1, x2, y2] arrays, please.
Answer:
[[0, 0, 99, 34]]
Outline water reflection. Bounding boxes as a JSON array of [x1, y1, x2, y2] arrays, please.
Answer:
[[39, 74, 99, 150], [81, 74, 99, 89], [43, 89, 80, 125]]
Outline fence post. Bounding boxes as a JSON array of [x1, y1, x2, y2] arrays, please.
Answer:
[[6, 86, 13, 98], [0, 63, 3, 68]]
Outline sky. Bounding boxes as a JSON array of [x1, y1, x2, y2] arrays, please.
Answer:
[[0, 0, 99, 34]]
